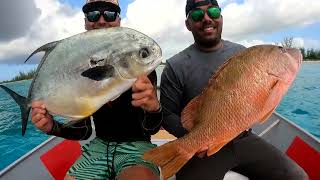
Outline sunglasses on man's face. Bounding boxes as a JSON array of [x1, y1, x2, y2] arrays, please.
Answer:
[[188, 7, 221, 22], [85, 10, 119, 22]]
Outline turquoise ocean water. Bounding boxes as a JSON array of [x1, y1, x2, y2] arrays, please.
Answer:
[[0, 63, 319, 171]]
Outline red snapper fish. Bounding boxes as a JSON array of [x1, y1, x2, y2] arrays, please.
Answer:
[[143, 45, 302, 180]]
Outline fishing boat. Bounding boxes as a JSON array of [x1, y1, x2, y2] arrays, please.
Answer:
[[0, 65, 319, 180], [0, 112, 319, 180]]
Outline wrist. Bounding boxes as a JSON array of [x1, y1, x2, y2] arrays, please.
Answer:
[[148, 103, 162, 113], [47, 120, 60, 135]]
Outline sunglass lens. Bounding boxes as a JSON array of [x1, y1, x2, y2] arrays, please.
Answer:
[[103, 11, 117, 22], [86, 11, 101, 22], [207, 7, 221, 19], [190, 10, 205, 22]]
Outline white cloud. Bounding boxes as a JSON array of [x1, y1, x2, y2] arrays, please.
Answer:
[[292, 38, 320, 50], [222, 0, 320, 40], [122, 0, 320, 58], [0, 0, 320, 64], [236, 39, 276, 48], [0, 0, 84, 63], [122, 0, 193, 58]]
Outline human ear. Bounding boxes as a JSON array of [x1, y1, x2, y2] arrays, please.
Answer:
[[185, 19, 191, 31]]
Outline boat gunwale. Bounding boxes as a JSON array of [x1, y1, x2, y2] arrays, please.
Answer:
[[0, 136, 56, 177], [0, 112, 319, 177], [273, 112, 320, 144]]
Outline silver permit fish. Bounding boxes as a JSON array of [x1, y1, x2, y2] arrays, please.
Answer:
[[0, 27, 163, 136]]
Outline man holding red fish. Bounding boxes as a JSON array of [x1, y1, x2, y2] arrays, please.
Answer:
[[156, 0, 308, 179]]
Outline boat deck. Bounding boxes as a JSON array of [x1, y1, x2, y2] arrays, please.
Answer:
[[0, 112, 319, 180]]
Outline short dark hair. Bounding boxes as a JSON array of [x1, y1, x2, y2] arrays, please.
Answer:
[[186, 0, 219, 16]]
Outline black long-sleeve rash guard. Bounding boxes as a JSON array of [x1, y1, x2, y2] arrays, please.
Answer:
[[48, 71, 162, 142]]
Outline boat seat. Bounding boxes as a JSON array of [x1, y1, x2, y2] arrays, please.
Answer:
[[166, 171, 249, 180], [224, 171, 249, 180], [40, 140, 82, 180], [286, 136, 320, 180]]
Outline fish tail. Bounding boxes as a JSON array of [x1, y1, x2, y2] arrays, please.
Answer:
[[143, 141, 192, 180], [0, 85, 30, 136]]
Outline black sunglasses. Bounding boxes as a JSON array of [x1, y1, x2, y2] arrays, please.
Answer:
[[188, 7, 221, 22], [85, 10, 119, 22]]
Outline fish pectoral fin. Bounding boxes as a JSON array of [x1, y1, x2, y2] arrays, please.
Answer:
[[81, 64, 115, 81], [259, 107, 276, 124], [207, 141, 228, 157], [259, 79, 285, 124], [181, 95, 202, 131], [267, 71, 281, 79]]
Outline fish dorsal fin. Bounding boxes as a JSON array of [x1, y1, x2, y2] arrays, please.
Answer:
[[26, 41, 60, 99], [24, 40, 60, 63], [181, 95, 202, 131]]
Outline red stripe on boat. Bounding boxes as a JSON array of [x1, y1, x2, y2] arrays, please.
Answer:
[[40, 140, 81, 180], [286, 136, 320, 180]]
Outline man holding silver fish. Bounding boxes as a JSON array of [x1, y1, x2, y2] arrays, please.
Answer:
[[31, 0, 162, 180], [160, 0, 308, 180]]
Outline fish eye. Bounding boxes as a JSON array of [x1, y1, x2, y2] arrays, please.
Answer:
[[139, 48, 149, 58]]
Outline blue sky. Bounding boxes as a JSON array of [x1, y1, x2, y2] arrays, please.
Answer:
[[58, 0, 134, 17], [0, 0, 319, 81]]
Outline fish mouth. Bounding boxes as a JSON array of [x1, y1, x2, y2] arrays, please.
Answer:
[[146, 57, 163, 72], [286, 48, 303, 67]]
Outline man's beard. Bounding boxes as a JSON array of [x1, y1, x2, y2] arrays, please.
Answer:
[[195, 34, 221, 48]]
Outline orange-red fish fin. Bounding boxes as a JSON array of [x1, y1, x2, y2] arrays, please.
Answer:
[[207, 141, 228, 156], [181, 95, 202, 131], [143, 141, 192, 180], [259, 79, 285, 124], [259, 107, 276, 124]]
